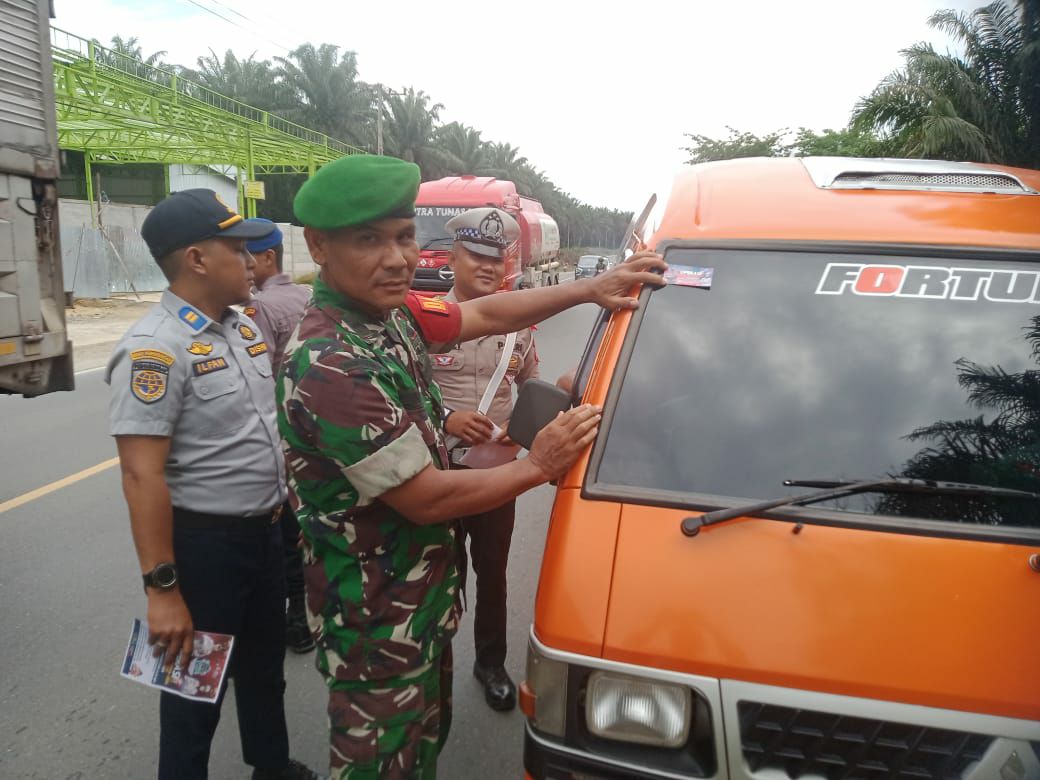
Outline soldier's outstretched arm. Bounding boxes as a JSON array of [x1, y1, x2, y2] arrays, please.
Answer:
[[381, 404, 601, 524], [455, 252, 667, 342]]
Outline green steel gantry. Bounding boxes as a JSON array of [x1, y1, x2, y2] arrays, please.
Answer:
[[49, 28, 364, 222]]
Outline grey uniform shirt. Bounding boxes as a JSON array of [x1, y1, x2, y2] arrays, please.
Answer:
[[244, 273, 311, 375], [105, 289, 287, 515]]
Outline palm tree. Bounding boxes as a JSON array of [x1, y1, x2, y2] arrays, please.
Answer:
[[481, 142, 528, 179], [276, 44, 374, 146], [434, 122, 488, 174], [96, 35, 170, 82], [190, 49, 288, 111], [853, 0, 1040, 167], [107, 35, 167, 67], [381, 88, 454, 178]]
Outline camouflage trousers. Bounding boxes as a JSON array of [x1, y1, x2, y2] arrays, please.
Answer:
[[326, 645, 453, 779]]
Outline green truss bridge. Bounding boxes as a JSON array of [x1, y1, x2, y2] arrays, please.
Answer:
[[50, 27, 364, 219]]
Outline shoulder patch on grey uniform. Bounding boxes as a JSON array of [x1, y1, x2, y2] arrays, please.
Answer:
[[130, 348, 174, 404]]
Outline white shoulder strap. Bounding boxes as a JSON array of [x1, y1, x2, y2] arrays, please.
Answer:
[[477, 331, 517, 415]]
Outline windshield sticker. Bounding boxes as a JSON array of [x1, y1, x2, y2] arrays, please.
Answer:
[[664, 265, 714, 289], [816, 263, 1040, 303]]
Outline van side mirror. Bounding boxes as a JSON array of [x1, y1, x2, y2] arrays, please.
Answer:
[[507, 379, 573, 450]]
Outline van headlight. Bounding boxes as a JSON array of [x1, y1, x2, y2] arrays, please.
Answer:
[[584, 671, 692, 748]]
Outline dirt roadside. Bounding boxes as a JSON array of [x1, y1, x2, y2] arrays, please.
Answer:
[[66, 294, 164, 372]]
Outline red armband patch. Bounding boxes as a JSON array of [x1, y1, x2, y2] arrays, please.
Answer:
[[417, 296, 448, 315], [405, 292, 462, 347]]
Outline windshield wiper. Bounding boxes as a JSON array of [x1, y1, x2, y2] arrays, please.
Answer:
[[680, 477, 1040, 536]]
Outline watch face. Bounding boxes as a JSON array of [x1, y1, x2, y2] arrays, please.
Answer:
[[153, 564, 177, 588]]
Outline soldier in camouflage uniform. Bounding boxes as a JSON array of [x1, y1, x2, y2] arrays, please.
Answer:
[[277, 155, 666, 779]]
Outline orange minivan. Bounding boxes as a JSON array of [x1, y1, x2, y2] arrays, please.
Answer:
[[518, 157, 1040, 780]]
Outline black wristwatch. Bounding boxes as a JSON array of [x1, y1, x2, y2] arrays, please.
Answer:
[[142, 562, 179, 592]]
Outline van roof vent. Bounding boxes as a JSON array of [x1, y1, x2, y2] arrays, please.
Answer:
[[801, 157, 1037, 195]]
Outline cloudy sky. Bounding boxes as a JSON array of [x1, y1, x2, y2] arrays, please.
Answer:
[[52, 0, 988, 213]]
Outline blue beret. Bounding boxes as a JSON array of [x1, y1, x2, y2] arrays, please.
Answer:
[[245, 218, 283, 253]]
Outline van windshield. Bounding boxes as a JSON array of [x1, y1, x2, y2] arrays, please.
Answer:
[[578, 257, 600, 267], [414, 206, 471, 250], [595, 248, 1040, 532]]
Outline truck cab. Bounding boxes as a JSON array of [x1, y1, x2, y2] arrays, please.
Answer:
[[411, 175, 559, 292], [520, 157, 1040, 780]]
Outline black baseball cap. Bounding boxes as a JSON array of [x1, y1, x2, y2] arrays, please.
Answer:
[[141, 189, 276, 260]]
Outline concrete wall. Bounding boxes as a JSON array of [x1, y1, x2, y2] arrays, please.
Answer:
[[57, 199, 318, 298], [281, 224, 318, 280], [59, 200, 167, 298]]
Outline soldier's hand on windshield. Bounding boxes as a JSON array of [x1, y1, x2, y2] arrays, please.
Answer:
[[528, 404, 602, 481], [147, 589, 195, 672], [446, 410, 495, 445], [586, 251, 667, 311]]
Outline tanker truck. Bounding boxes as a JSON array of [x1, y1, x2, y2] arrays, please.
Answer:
[[0, 0, 75, 396], [411, 175, 561, 293]]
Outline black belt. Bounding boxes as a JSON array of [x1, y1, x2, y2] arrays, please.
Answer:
[[173, 504, 283, 531]]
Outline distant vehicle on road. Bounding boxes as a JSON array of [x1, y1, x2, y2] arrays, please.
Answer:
[[574, 255, 607, 279]]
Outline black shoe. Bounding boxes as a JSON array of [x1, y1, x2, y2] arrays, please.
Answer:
[[252, 758, 327, 780], [473, 663, 516, 711], [286, 615, 315, 654]]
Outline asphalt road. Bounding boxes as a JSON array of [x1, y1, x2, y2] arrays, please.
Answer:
[[0, 301, 599, 780]]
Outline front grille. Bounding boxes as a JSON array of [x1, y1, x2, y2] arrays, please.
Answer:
[[739, 701, 993, 779], [833, 171, 1026, 192]]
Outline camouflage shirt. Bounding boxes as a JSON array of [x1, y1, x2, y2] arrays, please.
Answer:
[[278, 277, 464, 682]]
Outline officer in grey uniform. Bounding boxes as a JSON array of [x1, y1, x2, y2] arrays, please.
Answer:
[[433, 207, 538, 711], [241, 218, 314, 655], [106, 189, 321, 780]]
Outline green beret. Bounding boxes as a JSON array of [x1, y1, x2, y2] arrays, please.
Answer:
[[294, 155, 421, 229]]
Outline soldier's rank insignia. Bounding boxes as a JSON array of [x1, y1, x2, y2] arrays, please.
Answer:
[[418, 296, 449, 315], [187, 341, 213, 356], [238, 323, 257, 341], [246, 342, 268, 357], [129, 349, 174, 404], [243, 306, 257, 318]]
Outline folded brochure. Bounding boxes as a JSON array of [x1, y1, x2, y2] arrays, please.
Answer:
[[120, 618, 234, 704]]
